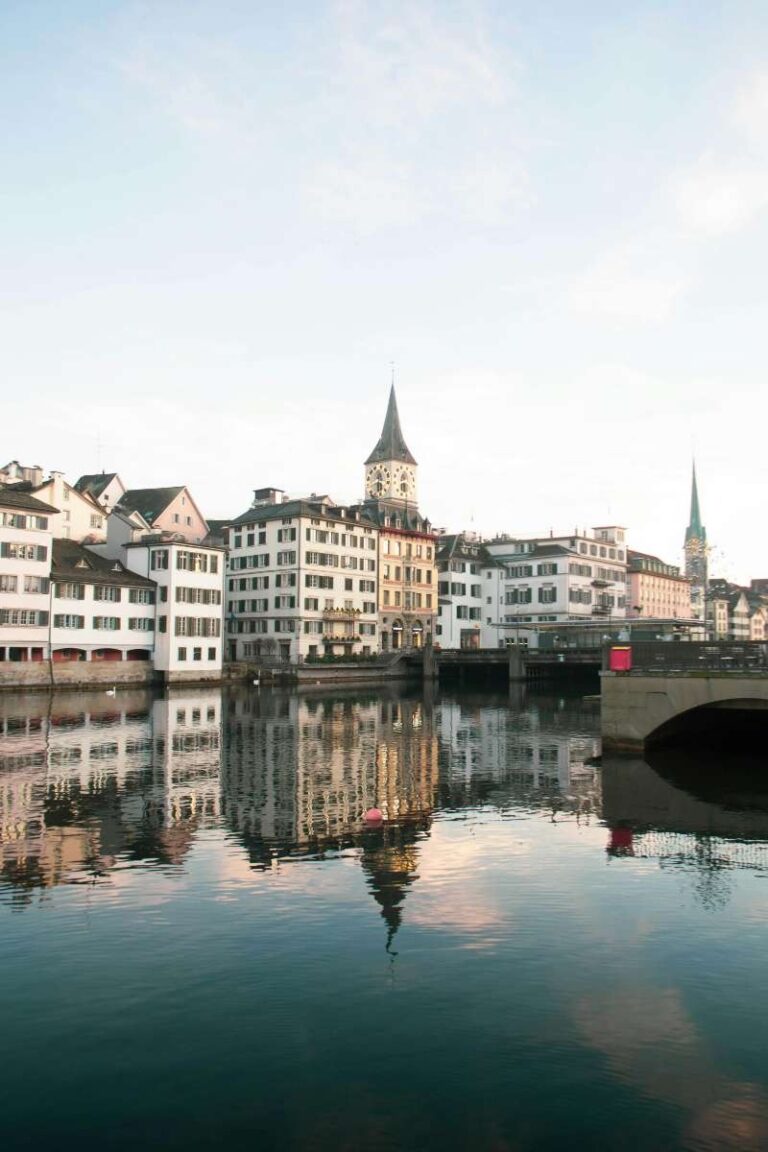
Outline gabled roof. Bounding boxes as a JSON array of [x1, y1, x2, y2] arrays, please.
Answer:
[[230, 498, 378, 531], [0, 486, 58, 514], [74, 472, 119, 499], [436, 533, 500, 566], [119, 487, 185, 524], [365, 385, 417, 466], [51, 540, 154, 587]]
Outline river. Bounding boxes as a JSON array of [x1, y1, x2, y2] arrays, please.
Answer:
[[1, 683, 767, 1150]]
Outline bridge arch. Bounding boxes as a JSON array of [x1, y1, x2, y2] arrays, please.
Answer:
[[646, 697, 768, 751], [602, 674, 768, 755]]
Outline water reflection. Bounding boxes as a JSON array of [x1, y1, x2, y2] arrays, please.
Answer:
[[3, 685, 768, 1150], [1, 686, 603, 909]]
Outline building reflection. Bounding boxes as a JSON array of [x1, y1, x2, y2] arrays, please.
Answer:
[[436, 690, 602, 820], [0, 689, 222, 900], [221, 689, 438, 949]]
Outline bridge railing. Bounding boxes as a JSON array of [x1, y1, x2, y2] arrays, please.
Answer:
[[608, 640, 768, 674]]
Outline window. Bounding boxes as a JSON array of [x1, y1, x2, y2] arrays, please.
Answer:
[[23, 575, 49, 594], [177, 550, 209, 573], [93, 616, 121, 630], [304, 597, 319, 611], [55, 582, 85, 600], [537, 563, 557, 576], [90, 514, 102, 528], [53, 614, 84, 629], [0, 575, 18, 593], [538, 587, 557, 604], [158, 616, 167, 632], [0, 609, 49, 626], [174, 617, 222, 637], [129, 618, 155, 631], [94, 585, 121, 602], [1, 543, 47, 562], [178, 647, 187, 661], [193, 647, 202, 661], [151, 550, 169, 570], [277, 550, 296, 566], [277, 527, 296, 542], [128, 588, 155, 604]]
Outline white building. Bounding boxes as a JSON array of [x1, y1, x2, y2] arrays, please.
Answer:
[[91, 511, 225, 680], [49, 540, 156, 664], [436, 533, 500, 650], [21, 471, 106, 542], [227, 489, 379, 663], [482, 526, 628, 647], [0, 488, 56, 664], [74, 472, 127, 512]]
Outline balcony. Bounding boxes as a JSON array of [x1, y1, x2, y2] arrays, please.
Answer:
[[322, 607, 361, 621]]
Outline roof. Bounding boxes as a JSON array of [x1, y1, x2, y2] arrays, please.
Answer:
[[51, 540, 155, 587], [74, 472, 119, 499], [365, 385, 417, 466], [361, 499, 433, 535], [436, 533, 500, 567], [119, 487, 185, 523], [0, 486, 58, 514], [230, 498, 378, 531]]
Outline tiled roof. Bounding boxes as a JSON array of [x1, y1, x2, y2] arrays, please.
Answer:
[[119, 487, 184, 523], [74, 472, 118, 498], [0, 486, 58, 514], [51, 540, 154, 587], [230, 498, 378, 530]]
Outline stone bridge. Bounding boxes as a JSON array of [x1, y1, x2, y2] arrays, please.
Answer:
[[601, 642, 768, 755]]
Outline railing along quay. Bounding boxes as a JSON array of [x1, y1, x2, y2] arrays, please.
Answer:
[[609, 641, 768, 675]]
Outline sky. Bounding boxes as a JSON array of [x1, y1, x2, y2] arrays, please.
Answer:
[[2, 0, 767, 583]]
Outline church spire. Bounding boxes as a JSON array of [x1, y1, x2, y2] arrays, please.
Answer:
[[685, 460, 706, 544], [365, 384, 417, 466]]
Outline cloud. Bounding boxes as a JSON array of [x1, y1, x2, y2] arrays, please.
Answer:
[[672, 156, 768, 238], [731, 71, 768, 144], [569, 242, 687, 324], [305, 161, 429, 230], [330, 0, 510, 131]]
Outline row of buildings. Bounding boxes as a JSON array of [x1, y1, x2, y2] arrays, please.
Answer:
[[1, 388, 765, 674]]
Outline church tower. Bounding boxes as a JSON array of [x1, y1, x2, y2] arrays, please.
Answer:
[[684, 461, 708, 617], [364, 385, 418, 505]]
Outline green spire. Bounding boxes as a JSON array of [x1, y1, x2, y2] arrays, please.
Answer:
[[365, 384, 417, 466], [685, 461, 706, 543]]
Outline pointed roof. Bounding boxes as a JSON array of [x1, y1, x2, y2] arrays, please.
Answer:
[[685, 462, 706, 543], [119, 487, 185, 524], [365, 385, 417, 466], [74, 472, 119, 499]]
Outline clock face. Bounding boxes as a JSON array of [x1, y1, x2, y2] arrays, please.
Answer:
[[395, 466, 415, 498], [367, 465, 391, 497]]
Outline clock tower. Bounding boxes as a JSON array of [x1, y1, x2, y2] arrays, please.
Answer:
[[364, 385, 418, 505]]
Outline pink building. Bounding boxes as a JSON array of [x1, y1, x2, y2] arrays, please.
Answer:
[[118, 487, 208, 544], [626, 549, 693, 620]]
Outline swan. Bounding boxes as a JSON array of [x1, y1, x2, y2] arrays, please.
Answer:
[[105, 686, 116, 697]]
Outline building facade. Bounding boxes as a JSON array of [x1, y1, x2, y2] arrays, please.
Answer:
[[482, 526, 628, 646], [119, 487, 209, 545], [0, 488, 56, 663], [436, 533, 498, 649], [626, 550, 693, 620], [226, 490, 379, 663]]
